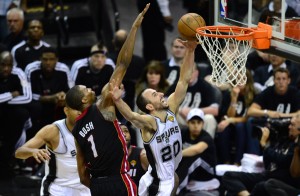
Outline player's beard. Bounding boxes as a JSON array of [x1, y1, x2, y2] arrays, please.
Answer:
[[157, 105, 169, 112]]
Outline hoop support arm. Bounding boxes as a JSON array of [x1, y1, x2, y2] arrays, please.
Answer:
[[251, 22, 272, 49]]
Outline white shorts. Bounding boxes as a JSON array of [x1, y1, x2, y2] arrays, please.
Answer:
[[41, 183, 91, 196], [138, 170, 174, 196]]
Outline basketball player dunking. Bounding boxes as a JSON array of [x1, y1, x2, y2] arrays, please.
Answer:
[[65, 4, 150, 196], [110, 39, 198, 196]]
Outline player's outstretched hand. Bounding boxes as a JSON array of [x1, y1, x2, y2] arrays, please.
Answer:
[[33, 149, 51, 163], [109, 79, 124, 102], [133, 3, 150, 28], [177, 39, 198, 51]]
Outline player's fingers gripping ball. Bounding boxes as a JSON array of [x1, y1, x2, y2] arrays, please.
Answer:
[[177, 13, 206, 41]]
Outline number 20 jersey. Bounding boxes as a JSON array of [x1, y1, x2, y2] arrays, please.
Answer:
[[143, 110, 182, 181]]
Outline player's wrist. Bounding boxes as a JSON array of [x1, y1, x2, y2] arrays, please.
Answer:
[[263, 109, 268, 117], [113, 96, 122, 103]]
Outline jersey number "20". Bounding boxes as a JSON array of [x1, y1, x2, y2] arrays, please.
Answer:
[[160, 140, 180, 162]]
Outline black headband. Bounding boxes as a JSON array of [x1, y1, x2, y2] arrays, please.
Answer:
[[90, 50, 107, 56]]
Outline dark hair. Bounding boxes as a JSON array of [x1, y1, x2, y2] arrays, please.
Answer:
[[273, 67, 290, 78], [96, 41, 105, 50], [65, 85, 84, 111], [244, 69, 256, 107], [136, 60, 169, 92], [41, 47, 58, 57], [136, 89, 150, 114]]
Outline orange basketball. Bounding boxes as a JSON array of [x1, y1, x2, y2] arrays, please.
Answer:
[[177, 13, 206, 40]]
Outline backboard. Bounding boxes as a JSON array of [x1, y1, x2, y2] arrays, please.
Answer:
[[214, 0, 300, 63]]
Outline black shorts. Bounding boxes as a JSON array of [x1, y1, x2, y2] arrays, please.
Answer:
[[90, 173, 137, 196]]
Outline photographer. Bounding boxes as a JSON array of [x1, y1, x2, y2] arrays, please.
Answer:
[[252, 113, 300, 196], [252, 117, 291, 145], [246, 67, 300, 155], [222, 113, 300, 196]]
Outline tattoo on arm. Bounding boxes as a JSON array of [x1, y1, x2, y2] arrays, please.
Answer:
[[102, 111, 115, 121]]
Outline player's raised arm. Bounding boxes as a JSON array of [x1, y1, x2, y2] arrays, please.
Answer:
[[168, 39, 198, 113], [98, 4, 149, 109], [109, 3, 150, 86], [109, 79, 155, 131]]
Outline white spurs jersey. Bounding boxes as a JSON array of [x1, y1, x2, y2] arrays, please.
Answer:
[[42, 119, 87, 190], [143, 110, 182, 181]]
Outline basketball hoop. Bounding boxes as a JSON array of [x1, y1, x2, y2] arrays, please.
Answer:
[[196, 23, 272, 87]]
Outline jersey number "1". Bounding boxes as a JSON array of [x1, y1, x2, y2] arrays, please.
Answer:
[[161, 140, 180, 162], [88, 135, 98, 157]]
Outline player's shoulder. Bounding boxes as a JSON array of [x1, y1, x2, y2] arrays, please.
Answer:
[[37, 123, 60, 139], [44, 123, 60, 132]]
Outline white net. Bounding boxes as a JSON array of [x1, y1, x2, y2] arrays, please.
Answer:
[[196, 27, 253, 87]]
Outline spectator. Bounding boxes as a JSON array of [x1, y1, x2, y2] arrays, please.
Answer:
[[135, 60, 169, 101], [253, 54, 299, 93], [11, 19, 50, 70], [25, 47, 70, 137], [0, 50, 32, 179], [222, 112, 300, 195], [243, 0, 269, 24], [136, 0, 171, 62], [162, 37, 186, 87], [263, 178, 300, 196], [246, 50, 270, 74], [247, 67, 300, 155], [259, 0, 298, 24], [119, 122, 149, 187], [109, 29, 146, 111], [2, 7, 25, 50], [286, 0, 300, 16], [166, 64, 221, 138], [216, 70, 257, 165], [0, 0, 19, 41], [70, 42, 115, 96], [176, 108, 219, 195], [259, 113, 300, 196]]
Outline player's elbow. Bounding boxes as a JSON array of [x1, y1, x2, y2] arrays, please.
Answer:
[[15, 149, 23, 159], [79, 176, 90, 188]]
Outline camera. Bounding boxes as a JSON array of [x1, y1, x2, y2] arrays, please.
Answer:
[[252, 117, 291, 142]]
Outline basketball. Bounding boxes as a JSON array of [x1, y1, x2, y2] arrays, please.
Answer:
[[177, 13, 206, 40]]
